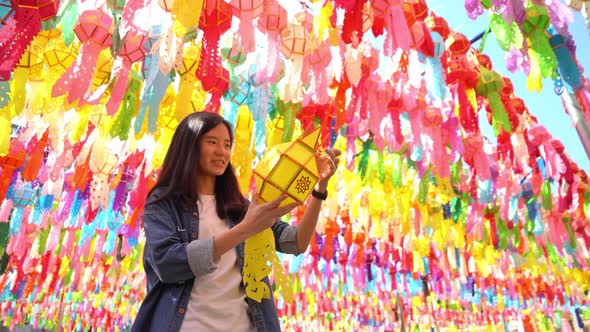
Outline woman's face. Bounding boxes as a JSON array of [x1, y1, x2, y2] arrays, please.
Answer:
[[198, 123, 232, 177]]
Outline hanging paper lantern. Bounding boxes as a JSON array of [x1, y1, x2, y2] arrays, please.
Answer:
[[158, 0, 173, 12], [280, 24, 311, 59], [11, 37, 45, 115], [549, 34, 583, 93], [231, 105, 255, 193], [476, 68, 512, 135], [425, 15, 450, 39], [91, 49, 114, 96], [254, 126, 321, 206], [445, 54, 479, 135], [362, 1, 374, 33], [88, 137, 119, 212], [10, 180, 37, 207], [16, 0, 58, 20], [566, 0, 584, 10], [174, 43, 201, 120], [0, 0, 14, 26], [372, 0, 412, 55], [446, 32, 470, 56], [103, 31, 146, 116], [44, 37, 79, 71], [425, 31, 446, 100], [476, 53, 492, 70], [231, 0, 263, 52], [0, 147, 26, 202], [196, 0, 232, 113], [256, 0, 287, 81], [244, 127, 321, 304], [0, 0, 56, 80], [28, 36, 79, 115], [258, 0, 287, 33], [52, 9, 113, 105], [522, 5, 558, 92]]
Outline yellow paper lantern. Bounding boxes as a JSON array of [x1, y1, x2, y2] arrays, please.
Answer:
[[92, 49, 114, 91], [253, 126, 321, 207]]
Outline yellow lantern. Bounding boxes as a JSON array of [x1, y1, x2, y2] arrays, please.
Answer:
[[243, 126, 322, 303], [253, 126, 321, 207]]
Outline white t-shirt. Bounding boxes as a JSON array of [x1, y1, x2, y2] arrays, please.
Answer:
[[179, 195, 255, 332]]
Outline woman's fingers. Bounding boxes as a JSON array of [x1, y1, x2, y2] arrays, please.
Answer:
[[275, 202, 301, 216], [265, 194, 289, 208]]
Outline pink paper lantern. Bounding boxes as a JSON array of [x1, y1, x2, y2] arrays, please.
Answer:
[[280, 24, 310, 58], [74, 10, 113, 47], [258, 0, 287, 33]]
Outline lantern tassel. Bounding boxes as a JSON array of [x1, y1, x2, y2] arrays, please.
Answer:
[[488, 92, 512, 135]]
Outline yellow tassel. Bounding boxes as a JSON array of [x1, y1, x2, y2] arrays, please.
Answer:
[[172, 0, 203, 32], [526, 48, 543, 92]]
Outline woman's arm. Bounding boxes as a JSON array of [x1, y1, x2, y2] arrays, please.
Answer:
[[294, 149, 341, 253], [142, 207, 204, 284], [293, 185, 326, 253]]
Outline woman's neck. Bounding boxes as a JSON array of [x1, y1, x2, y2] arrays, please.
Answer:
[[197, 175, 216, 195]]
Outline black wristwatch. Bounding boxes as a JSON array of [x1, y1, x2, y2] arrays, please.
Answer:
[[311, 189, 328, 200]]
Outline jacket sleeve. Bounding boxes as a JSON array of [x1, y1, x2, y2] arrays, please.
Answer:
[[142, 204, 217, 284], [271, 220, 300, 255]]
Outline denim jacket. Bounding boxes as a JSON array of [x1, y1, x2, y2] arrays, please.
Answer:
[[131, 189, 300, 332]]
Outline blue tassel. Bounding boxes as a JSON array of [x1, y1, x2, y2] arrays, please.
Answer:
[[69, 190, 82, 219], [536, 157, 546, 180], [148, 74, 169, 133], [288, 253, 304, 274], [550, 34, 583, 93], [479, 179, 493, 204], [9, 207, 23, 236], [0, 80, 10, 108], [103, 231, 117, 254], [254, 120, 267, 158], [427, 32, 448, 101]]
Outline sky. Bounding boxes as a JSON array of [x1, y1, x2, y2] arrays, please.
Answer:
[[425, 0, 590, 173]]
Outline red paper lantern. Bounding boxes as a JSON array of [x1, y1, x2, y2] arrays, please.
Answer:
[[16, 0, 58, 20], [446, 32, 471, 56], [425, 15, 450, 39], [200, 0, 232, 31], [476, 53, 492, 70]]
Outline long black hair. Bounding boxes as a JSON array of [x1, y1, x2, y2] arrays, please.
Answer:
[[149, 112, 247, 221]]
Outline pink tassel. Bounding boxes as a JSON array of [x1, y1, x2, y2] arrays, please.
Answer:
[[0, 199, 13, 221], [383, 0, 411, 56], [45, 223, 61, 254], [52, 42, 103, 104]]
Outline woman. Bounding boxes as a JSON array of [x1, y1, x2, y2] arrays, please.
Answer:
[[132, 112, 340, 332]]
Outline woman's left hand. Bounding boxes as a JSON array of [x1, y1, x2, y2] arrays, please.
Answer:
[[314, 148, 341, 191]]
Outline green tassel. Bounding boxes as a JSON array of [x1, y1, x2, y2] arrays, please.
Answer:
[[377, 151, 385, 183], [490, 13, 512, 50], [60, 0, 78, 46], [488, 93, 512, 135], [0, 252, 9, 275], [563, 217, 577, 249], [497, 219, 508, 250], [0, 222, 9, 256], [392, 153, 402, 188], [541, 180, 552, 211], [38, 226, 50, 255], [357, 140, 371, 181], [418, 170, 430, 205]]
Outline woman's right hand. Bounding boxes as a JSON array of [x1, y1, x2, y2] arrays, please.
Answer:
[[240, 194, 300, 236]]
